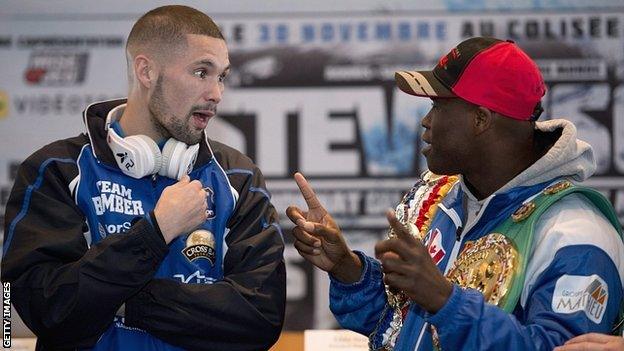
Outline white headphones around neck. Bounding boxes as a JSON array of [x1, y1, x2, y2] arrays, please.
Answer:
[[105, 105, 200, 180]]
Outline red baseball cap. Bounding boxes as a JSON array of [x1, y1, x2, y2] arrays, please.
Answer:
[[395, 37, 546, 121]]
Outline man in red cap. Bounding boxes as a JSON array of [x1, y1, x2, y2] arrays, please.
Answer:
[[287, 37, 624, 350]]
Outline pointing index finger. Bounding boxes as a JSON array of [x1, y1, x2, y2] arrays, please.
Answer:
[[294, 172, 326, 213], [386, 210, 420, 246]]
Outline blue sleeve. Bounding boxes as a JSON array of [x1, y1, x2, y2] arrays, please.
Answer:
[[426, 245, 623, 350], [329, 251, 388, 335]]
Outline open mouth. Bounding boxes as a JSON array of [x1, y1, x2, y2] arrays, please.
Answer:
[[191, 111, 214, 129]]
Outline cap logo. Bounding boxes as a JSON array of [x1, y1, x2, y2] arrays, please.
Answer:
[[438, 48, 460, 70]]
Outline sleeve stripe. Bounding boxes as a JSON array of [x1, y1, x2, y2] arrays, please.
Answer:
[[225, 168, 254, 176], [3, 158, 76, 257], [249, 186, 271, 200]]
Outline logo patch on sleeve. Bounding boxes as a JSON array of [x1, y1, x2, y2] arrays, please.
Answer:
[[551, 274, 608, 324], [423, 228, 446, 265]]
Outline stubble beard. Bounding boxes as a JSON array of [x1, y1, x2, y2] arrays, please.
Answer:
[[148, 75, 202, 145]]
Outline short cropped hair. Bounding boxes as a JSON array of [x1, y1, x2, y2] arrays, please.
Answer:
[[126, 5, 224, 63]]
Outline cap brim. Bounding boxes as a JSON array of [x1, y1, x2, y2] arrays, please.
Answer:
[[395, 70, 455, 98]]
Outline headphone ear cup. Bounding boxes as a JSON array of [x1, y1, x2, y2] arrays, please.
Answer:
[[160, 139, 188, 179], [176, 143, 200, 179], [107, 128, 161, 178], [130, 135, 162, 175]]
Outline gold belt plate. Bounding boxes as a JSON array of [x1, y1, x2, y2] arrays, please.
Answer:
[[446, 233, 518, 306]]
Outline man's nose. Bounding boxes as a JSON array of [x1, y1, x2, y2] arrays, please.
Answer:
[[421, 110, 432, 128], [203, 79, 222, 104]]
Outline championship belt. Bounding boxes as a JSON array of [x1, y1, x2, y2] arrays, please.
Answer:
[[445, 233, 518, 307], [430, 179, 624, 350], [375, 178, 622, 351], [379, 172, 459, 350], [442, 181, 575, 310], [422, 233, 519, 350]]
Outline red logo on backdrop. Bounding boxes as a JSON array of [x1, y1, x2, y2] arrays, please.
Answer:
[[424, 228, 446, 265], [23, 51, 89, 86], [25, 68, 47, 84]]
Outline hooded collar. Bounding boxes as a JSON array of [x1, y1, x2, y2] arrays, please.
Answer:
[[459, 118, 595, 200]]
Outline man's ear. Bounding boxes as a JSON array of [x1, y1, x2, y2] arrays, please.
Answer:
[[134, 55, 155, 89], [474, 106, 493, 135]]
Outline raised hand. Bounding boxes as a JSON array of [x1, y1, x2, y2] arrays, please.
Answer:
[[285, 172, 362, 283], [375, 210, 453, 313], [153, 175, 208, 244]]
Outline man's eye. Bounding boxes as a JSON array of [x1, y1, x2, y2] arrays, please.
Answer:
[[218, 74, 227, 83], [194, 70, 207, 79]]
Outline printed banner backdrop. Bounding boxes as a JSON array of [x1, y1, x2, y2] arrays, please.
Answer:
[[1, 1, 624, 331]]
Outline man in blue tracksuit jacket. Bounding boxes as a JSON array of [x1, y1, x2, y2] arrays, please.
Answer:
[[1, 6, 285, 351], [286, 37, 624, 350]]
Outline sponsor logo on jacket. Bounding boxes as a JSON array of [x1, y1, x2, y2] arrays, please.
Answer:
[[173, 270, 217, 284], [204, 186, 216, 219], [552, 274, 608, 324], [99, 221, 132, 236], [91, 180, 145, 216], [182, 230, 216, 265]]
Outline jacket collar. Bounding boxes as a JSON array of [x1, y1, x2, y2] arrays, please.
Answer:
[[497, 119, 595, 191], [440, 178, 555, 240]]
